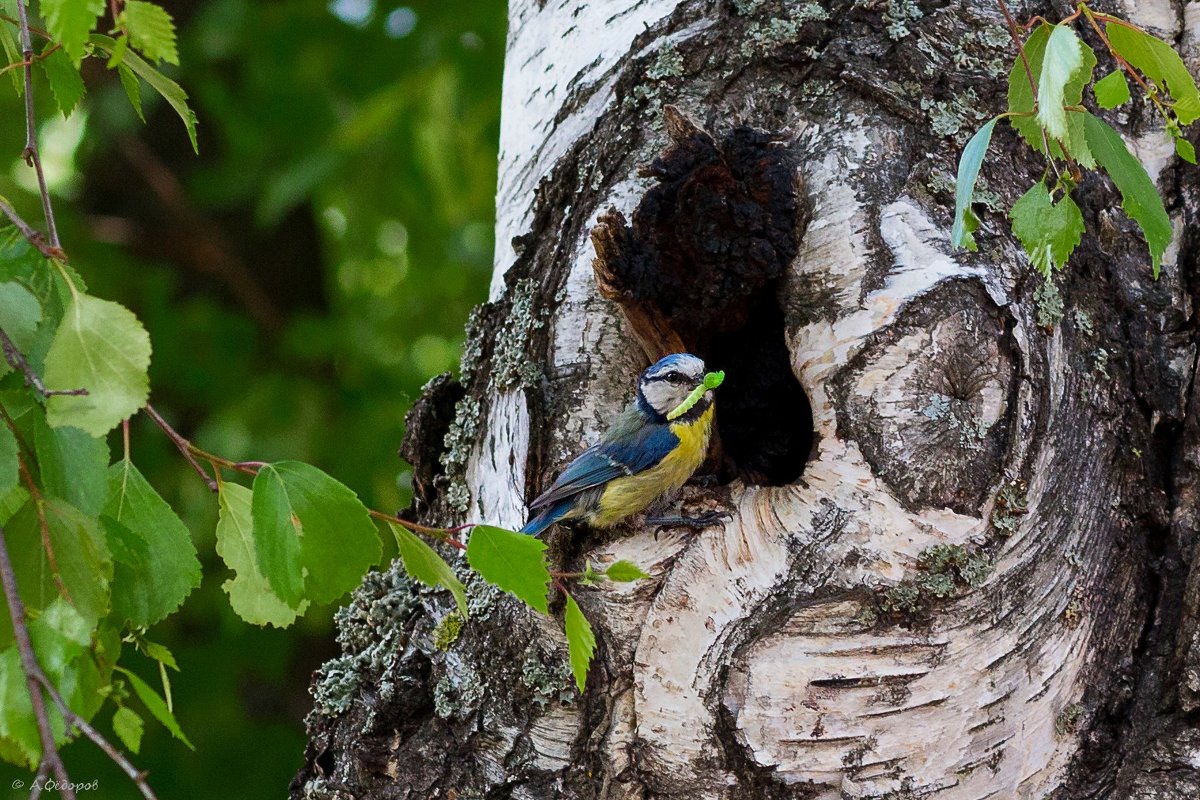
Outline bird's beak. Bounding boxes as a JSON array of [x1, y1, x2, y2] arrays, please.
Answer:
[[667, 371, 724, 420]]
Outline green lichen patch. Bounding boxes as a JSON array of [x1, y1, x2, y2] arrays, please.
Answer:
[[308, 567, 421, 722], [1035, 276, 1064, 328], [992, 479, 1028, 536], [438, 395, 482, 515], [1055, 702, 1085, 735], [490, 278, 545, 391], [521, 644, 575, 708], [433, 611, 465, 651], [874, 543, 993, 622]]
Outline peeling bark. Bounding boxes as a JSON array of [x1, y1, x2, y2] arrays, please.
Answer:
[[293, 1, 1200, 798]]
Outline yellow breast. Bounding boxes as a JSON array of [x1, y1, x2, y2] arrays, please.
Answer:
[[591, 405, 714, 527]]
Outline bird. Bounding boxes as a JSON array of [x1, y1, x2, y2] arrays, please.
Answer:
[[520, 353, 724, 536]]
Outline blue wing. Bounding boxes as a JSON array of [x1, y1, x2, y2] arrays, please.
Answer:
[[528, 412, 679, 511]]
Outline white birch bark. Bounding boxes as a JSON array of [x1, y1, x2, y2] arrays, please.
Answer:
[[295, 2, 1200, 798]]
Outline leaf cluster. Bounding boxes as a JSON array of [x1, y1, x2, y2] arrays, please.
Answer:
[[953, 6, 1196, 279]]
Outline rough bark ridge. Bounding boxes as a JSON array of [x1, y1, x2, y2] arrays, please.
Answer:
[[293, 1, 1200, 798]]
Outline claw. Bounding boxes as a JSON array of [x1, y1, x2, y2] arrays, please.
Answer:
[[646, 510, 729, 529]]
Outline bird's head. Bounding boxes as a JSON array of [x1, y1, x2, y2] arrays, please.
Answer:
[[637, 353, 723, 421]]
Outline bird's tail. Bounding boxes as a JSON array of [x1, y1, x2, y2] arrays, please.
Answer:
[[519, 499, 573, 536]]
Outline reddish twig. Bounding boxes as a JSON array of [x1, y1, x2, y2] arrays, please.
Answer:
[[142, 404, 219, 492], [0, 195, 59, 259], [0, 524, 77, 800]]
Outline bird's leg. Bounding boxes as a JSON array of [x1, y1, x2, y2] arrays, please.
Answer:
[[646, 509, 730, 529]]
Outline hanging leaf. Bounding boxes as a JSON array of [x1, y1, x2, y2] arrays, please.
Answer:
[[389, 523, 468, 616], [215, 482, 304, 627], [1094, 70, 1131, 109], [121, 1, 179, 65], [102, 459, 202, 628], [0, 424, 15, 497], [603, 560, 650, 582], [40, 0, 105, 65], [43, 293, 152, 437], [3, 497, 112, 640], [0, 281, 42, 360], [465, 525, 551, 613], [117, 667, 194, 750], [1083, 113, 1173, 277], [117, 64, 145, 122], [563, 594, 595, 692], [951, 117, 999, 250], [34, 416, 110, 516], [0, 647, 39, 768], [1176, 137, 1197, 165], [1010, 181, 1085, 276], [112, 706, 144, 754], [1106, 22, 1200, 124], [1037, 24, 1085, 140], [251, 462, 381, 608], [1008, 23, 1096, 167], [39, 47, 86, 117], [89, 34, 198, 153]]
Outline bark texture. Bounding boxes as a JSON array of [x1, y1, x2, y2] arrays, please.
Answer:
[[292, 1, 1200, 798]]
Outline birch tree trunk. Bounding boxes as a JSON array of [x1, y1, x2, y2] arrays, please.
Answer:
[[292, 1, 1200, 797]]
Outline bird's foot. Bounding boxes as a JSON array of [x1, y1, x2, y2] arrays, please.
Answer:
[[646, 510, 730, 529]]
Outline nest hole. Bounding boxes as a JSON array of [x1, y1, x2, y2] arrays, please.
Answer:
[[704, 294, 813, 486]]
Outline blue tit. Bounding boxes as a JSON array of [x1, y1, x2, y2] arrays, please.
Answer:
[[520, 353, 723, 536]]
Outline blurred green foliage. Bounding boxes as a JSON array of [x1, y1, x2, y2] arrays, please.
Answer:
[[0, 0, 503, 795]]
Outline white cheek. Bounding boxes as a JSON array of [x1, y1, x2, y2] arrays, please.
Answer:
[[642, 383, 678, 414]]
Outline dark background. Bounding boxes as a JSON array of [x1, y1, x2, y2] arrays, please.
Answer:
[[0, 0, 504, 795]]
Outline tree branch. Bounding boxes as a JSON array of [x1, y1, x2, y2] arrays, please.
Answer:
[[142, 403, 220, 492], [0, 525, 77, 800], [0, 327, 87, 397], [14, 0, 60, 252], [36, 674, 159, 800]]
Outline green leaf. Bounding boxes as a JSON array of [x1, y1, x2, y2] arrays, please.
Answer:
[[117, 667, 193, 749], [1094, 70, 1131, 109], [28, 597, 91, 682], [34, 417, 109, 516], [121, 1, 178, 64], [0, 281, 42, 357], [1038, 24, 1085, 140], [4, 497, 112, 639], [951, 117, 998, 250], [102, 459, 202, 628], [251, 462, 381, 608], [1010, 181, 1085, 276], [39, 47, 85, 117], [0, 485, 28, 526], [0, 647, 38, 768], [43, 293, 152, 436], [0, 21, 23, 96], [0, 424, 15, 497], [117, 64, 145, 122], [389, 522, 467, 616], [563, 594, 595, 693], [215, 482, 303, 627], [603, 560, 650, 582], [465, 525, 550, 613], [1107, 22, 1200, 124], [1083, 113, 1173, 277], [40, 0, 105, 64], [1008, 24, 1096, 168], [89, 34, 197, 152], [1176, 137, 1197, 164], [138, 639, 177, 671], [112, 706, 144, 754]]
